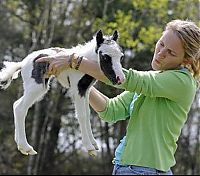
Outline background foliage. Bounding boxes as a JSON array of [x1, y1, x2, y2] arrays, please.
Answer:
[[0, 0, 199, 174]]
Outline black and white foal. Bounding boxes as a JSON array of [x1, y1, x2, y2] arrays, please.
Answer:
[[0, 30, 125, 156]]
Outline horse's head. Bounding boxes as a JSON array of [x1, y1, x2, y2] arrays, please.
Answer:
[[95, 30, 125, 85]]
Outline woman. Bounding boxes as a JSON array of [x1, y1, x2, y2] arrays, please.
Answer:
[[37, 19, 200, 175]]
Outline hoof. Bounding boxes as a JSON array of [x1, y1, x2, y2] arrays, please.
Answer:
[[93, 143, 99, 150], [18, 146, 37, 156], [88, 150, 97, 157]]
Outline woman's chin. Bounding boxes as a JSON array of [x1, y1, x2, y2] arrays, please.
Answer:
[[152, 60, 163, 70], [152, 63, 159, 70]]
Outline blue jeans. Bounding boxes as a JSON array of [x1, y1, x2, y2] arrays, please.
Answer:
[[112, 164, 173, 175]]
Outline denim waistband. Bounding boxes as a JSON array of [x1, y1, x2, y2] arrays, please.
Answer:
[[112, 162, 171, 174], [130, 165, 167, 173]]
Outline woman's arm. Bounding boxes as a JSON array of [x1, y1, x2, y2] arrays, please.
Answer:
[[36, 53, 109, 83], [90, 86, 135, 123], [78, 57, 108, 83], [89, 86, 108, 112]]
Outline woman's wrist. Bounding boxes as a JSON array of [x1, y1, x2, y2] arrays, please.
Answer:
[[69, 53, 83, 70], [69, 54, 107, 83], [75, 56, 83, 70]]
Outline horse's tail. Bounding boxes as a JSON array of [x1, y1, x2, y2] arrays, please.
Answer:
[[0, 61, 22, 89]]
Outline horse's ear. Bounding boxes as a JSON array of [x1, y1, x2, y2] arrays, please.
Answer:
[[96, 30, 104, 45], [112, 30, 118, 41]]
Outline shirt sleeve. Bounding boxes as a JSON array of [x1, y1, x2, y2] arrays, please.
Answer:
[[113, 68, 196, 106], [97, 91, 134, 123]]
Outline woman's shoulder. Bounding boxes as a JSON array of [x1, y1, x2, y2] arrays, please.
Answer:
[[165, 69, 197, 90]]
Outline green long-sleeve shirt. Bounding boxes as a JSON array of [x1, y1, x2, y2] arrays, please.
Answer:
[[98, 68, 197, 171]]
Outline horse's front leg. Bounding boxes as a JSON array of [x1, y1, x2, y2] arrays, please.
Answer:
[[85, 89, 99, 151], [73, 93, 96, 155]]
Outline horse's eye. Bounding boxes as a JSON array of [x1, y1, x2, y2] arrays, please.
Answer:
[[104, 54, 110, 60], [120, 55, 124, 61]]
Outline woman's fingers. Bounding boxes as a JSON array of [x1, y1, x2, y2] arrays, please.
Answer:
[[36, 56, 55, 63], [36, 54, 74, 76], [48, 61, 60, 75], [36, 56, 61, 76], [48, 60, 66, 76]]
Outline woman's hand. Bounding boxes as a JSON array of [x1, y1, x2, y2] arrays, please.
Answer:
[[36, 53, 78, 76]]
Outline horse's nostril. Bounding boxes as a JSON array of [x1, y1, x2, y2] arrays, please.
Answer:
[[116, 76, 121, 84], [116, 76, 125, 85]]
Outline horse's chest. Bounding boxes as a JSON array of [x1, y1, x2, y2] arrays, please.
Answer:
[[57, 70, 95, 97]]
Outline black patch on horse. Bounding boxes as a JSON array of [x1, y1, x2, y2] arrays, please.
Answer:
[[78, 74, 95, 97], [31, 54, 49, 86], [99, 51, 117, 84], [0, 80, 8, 86]]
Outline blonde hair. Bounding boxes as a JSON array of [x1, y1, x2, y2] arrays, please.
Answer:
[[165, 19, 200, 79]]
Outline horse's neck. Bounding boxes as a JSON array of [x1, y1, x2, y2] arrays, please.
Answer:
[[70, 38, 98, 62]]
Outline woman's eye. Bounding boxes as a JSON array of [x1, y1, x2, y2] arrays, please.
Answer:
[[159, 42, 164, 46], [169, 51, 176, 56]]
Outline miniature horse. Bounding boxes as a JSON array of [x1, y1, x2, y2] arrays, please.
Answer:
[[0, 30, 125, 156]]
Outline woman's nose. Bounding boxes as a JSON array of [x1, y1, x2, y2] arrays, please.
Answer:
[[158, 48, 167, 58]]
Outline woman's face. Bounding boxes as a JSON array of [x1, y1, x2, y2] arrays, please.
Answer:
[[152, 29, 185, 71]]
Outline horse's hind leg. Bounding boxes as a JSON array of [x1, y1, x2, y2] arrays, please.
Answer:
[[13, 84, 48, 155]]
